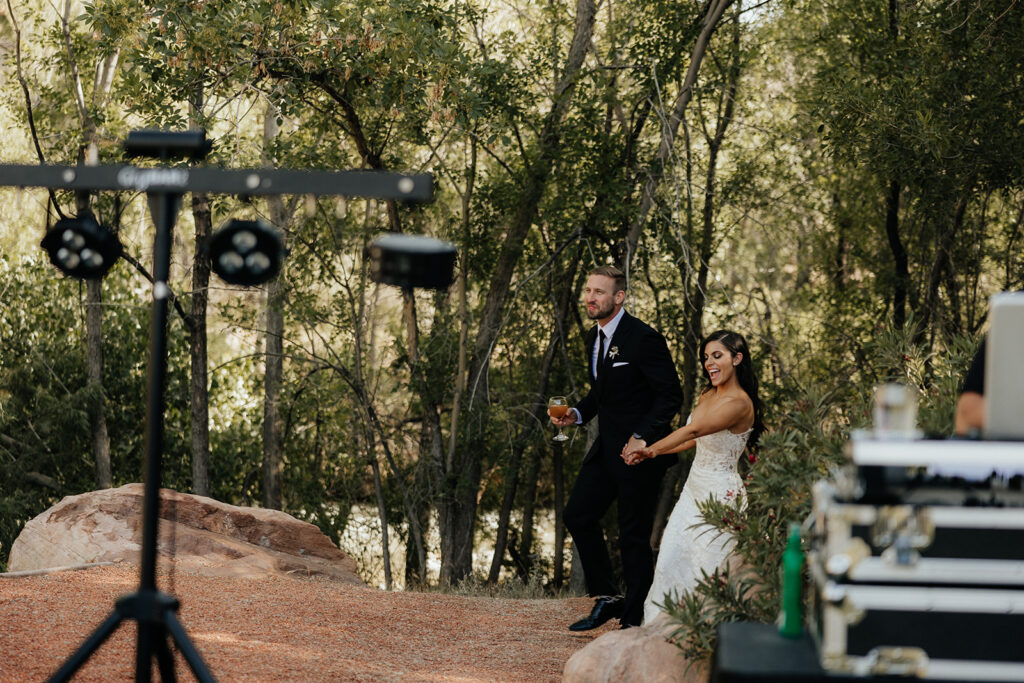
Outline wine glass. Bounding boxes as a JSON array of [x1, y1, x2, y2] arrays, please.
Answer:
[[548, 396, 570, 442]]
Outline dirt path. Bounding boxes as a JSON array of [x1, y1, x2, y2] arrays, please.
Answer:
[[0, 564, 605, 682]]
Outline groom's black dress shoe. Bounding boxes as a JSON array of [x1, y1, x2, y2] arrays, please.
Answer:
[[569, 596, 625, 632]]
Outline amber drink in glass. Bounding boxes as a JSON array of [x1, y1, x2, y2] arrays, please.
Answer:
[[548, 396, 570, 442]]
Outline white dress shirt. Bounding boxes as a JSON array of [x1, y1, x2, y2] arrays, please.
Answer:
[[592, 307, 625, 377]]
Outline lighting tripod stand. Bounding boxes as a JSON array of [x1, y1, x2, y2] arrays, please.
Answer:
[[0, 129, 435, 681]]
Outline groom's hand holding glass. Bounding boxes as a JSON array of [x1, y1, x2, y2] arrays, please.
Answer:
[[548, 396, 578, 442], [549, 409, 578, 426]]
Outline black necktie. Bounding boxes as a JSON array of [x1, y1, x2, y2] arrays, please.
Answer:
[[597, 329, 606, 378]]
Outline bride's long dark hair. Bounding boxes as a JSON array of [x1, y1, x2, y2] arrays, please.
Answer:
[[699, 329, 765, 449]]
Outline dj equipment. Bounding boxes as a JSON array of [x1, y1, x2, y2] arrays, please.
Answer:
[[808, 438, 1024, 681]]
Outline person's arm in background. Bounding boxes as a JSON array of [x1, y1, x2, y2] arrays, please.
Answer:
[[954, 392, 984, 436], [954, 339, 985, 436]]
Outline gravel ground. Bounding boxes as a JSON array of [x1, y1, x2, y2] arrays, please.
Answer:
[[0, 564, 605, 682]]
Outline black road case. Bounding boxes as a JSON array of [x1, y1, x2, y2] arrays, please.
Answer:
[[808, 439, 1024, 680]]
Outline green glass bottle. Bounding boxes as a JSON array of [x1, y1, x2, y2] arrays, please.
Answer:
[[779, 522, 804, 638]]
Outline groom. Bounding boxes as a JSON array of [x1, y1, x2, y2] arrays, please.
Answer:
[[552, 265, 682, 629]]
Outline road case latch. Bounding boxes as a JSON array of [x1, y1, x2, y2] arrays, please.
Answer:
[[857, 646, 929, 677], [872, 506, 934, 565]]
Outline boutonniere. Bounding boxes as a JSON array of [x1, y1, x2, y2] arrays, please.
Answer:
[[608, 346, 619, 359]]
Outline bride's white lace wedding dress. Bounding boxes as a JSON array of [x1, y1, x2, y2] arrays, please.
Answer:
[[643, 422, 751, 624]]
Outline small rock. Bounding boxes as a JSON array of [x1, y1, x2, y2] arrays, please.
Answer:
[[562, 618, 708, 683]]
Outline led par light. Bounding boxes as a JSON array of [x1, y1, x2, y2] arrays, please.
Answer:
[[40, 215, 122, 279], [367, 233, 456, 290], [209, 219, 284, 286]]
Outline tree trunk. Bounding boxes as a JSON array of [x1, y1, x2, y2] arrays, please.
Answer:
[[884, 178, 908, 329], [552, 438, 567, 589], [189, 193, 212, 497], [922, 193, 969, 335], [75, 189, 110, 491], [441, 143, 475, 580], [188, 86, 211, 497], [446, 144, 474, 479], [85, 277, 112, 489], [370, 451, 393, 591], [262, 103, 287, 510], [516, 447, 542, 580], [405, 424, 433, 585], [402, 289, 440, 581], [188, 192, 212, 497], [262, 276, 285, 510]]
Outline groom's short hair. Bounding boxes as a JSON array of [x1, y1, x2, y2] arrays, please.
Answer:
[[589, 265, 626, 294]]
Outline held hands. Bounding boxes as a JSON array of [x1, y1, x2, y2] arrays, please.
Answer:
[[621, 436, 651, 466]]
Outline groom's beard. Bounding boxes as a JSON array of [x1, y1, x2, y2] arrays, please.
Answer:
[[587, 302, 615, 320]]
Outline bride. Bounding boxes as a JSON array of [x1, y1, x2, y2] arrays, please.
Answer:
[[622, 329, 764, 624]]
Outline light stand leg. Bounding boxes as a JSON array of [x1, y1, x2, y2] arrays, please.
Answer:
[[154, 634, 177, 683], [165, 610, 216, 682], [135, 622, 156, 683], [48, 611, 125, 682]]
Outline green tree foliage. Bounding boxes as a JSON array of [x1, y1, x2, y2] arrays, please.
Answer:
[[796, 0, 1024, 335]]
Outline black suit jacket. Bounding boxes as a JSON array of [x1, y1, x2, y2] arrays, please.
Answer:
[[575, 311, 683, 469]]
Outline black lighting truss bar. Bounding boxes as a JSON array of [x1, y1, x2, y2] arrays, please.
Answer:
[[0, 163, 432, 200]]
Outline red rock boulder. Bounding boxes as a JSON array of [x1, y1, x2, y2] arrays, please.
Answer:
[[7, 483, 362, 584]]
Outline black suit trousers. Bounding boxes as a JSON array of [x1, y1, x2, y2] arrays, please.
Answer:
[[563, 452, 667, 626]]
